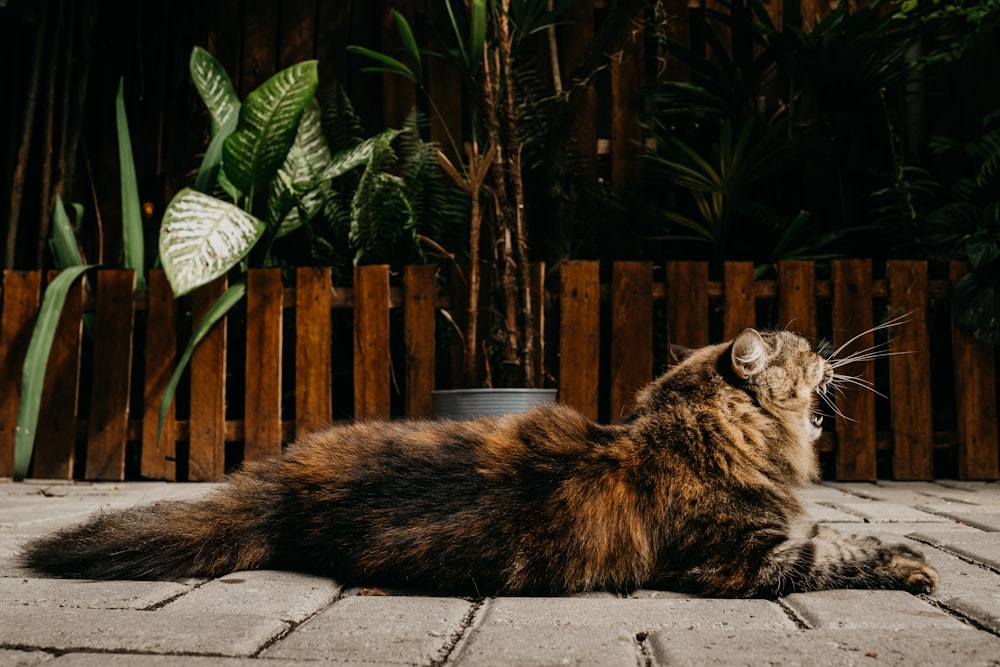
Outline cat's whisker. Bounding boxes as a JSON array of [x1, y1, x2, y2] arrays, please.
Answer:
[[826, 314, 909, 361], [817, 390, 855, 422], [830, 374, 888, 399]]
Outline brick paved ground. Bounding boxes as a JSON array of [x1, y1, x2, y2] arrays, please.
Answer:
[[2, 480, 1000, 666]]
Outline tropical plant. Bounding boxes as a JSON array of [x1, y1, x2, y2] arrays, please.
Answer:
[[12, 79, 141, 480]]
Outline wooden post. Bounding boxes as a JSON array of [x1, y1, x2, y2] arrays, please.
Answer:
[[610, 261, 653, 421], [778, 261, 817, 341], [950, 261, 1000, 480], [33, 271, 84, 479], [0, 271, 42, 477], [244, 268, 283, 461], [85, 270, 137, 481], [887, 260, 933, 480], [559, 261, 601, 420], [723, 261, 756, 340], [667, 261, 710, 349], [141, 270, 176, 480], [295, 266, 333, 439], [354, 265, 391, 420], [832, 259, 876, 481], [188, 276, 228, 481], [404, 264, 437, 419]]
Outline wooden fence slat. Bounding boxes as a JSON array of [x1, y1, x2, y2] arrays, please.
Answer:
[[244, 269, 283, 462], [832, 259, 876, 481], [778, 261, 817, 341], [188, 276, 228, 481], [33, 271, 84, 479], [667, 261, 710, 349], [723, 261, 756, 340], [559, 261, 601, 420], [404, 264, 437, 419], [295, 266, 333, 439], [887, 260, 933, 480], [85, 270, 136, 481], [950, 261, 1000, 480], [611, 15, 644, 195], [141, 270, 176, 480], [610, 261, 653, 421], [0, 271, 42, 477], [354, 265, 390, 420]]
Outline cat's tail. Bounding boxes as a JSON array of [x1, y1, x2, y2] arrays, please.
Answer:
[[19, 479, 279, 580]]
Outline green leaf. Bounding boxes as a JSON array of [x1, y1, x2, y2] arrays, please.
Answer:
[[156, 280, 246, 448], [49, 195, 84, 269], [345, 46, 416, 82], [189, 46, 240, 135], [393, 10, 423, 80], [469, 0, 487, 74], [267, 100, 333, 229], [322, 129, 402, 181], [222, 60, 319, 197], [14, 265, 97, 480], [195, 111, 238, 194], [159, 188, 266, 296], [117, 79, 146, 291]]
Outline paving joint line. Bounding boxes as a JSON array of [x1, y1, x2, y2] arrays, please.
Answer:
[[431, 597, 485, 666], [922, 596, 1000, 639], [249, 583, 347, 658], [776, 598, 811, 630], [634, 630, 655, 667], [905, 534, 1000, 577]]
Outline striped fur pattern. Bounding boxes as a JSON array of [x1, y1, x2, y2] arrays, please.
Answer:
[[21, 328, 938, 597]]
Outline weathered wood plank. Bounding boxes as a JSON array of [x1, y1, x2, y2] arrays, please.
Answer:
[[559, 261, 601, 420], [33, 271, 84, 479], [667, 261, 709, 349], [354, 265, 391, 420], [887, 260, 933, 480], [723, 261, 756, 340], [832, 259, 876, 481], [188, 276, 228, 481], [239, 0, 278, 96], [778, 261, 817, 341], [610, 261, 653, 421], [404, 264, 437, 418], [950, 261, 1000, 480], [244, 269, 283, 461], [141, 269, 176, 480], [295, 266, 333, 439], [0, 271, 42, 477], [85, 270, 137, 481]]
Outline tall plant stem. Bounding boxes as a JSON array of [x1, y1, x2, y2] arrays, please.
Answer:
[[464, 143, 484, 388], [5, 0, 48, 269]]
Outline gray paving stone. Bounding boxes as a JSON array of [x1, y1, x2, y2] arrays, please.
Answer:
[[912, 531, 1000, 571], [0, 608, 287, 657], [160, 569, 342, 623], [477, 596, 795, 631], [822, 500, 948, 523], [0, 650, 53, 667], [649, 629, 1000, 666], [919, 509, 1000, 532], [802, 501, 865, 523], [0, 577, 190, 610], [262, 595, 473, 663], [782, 590, 968, 630], [456, 622, 638, 666]]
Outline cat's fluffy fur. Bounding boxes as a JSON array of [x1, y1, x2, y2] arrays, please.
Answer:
[[21, 328, 939, 598]]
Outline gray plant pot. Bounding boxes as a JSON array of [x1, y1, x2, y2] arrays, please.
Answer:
[[431, 388, 558, 420]]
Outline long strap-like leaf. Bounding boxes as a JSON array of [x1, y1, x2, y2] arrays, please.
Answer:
[[14, 265, 97, 480], [117, 80, 146, 291], [155, 280, 247, 448]]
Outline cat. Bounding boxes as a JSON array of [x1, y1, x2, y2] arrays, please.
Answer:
[[20, 327, 939, 598]]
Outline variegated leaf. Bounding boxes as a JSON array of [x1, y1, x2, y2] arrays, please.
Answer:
[[189, 46, 240, 135], [159, 188, 265, 296], [223, 60, 318, 196]]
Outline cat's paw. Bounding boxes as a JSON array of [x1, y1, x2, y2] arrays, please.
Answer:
[[885, 544, 939, 594]]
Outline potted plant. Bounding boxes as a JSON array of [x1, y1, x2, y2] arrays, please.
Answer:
[[352, 0, 645, 417]]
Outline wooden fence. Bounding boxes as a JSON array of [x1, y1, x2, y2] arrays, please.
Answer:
[[0, 260, 998, 482]]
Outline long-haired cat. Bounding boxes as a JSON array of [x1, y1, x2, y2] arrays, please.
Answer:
[[21, 328, 938, 598]]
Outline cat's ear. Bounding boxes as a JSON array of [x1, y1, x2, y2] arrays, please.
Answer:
[[670, 344, 697, 364], [731, 328, 767, 379]]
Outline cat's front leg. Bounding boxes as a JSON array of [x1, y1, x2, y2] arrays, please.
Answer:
[[753, 524, 939, 597]]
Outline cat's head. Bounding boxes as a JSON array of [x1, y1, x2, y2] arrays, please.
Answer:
[[725, 328, 832, 442]]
